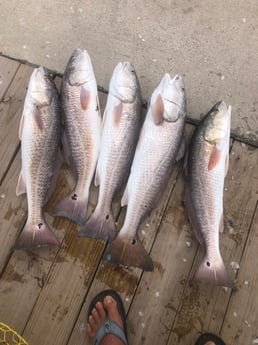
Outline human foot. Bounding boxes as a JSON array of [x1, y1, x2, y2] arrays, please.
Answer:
[[87, 290, 128, 345], [194, 333, 226, 345]]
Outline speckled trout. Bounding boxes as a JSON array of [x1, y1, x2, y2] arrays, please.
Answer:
[[184, 101, 235, 288], [54, 48, 102, 224], [78, 61, 142, 241], [104, 73, 186, 270], [14, 67, 61, 250]]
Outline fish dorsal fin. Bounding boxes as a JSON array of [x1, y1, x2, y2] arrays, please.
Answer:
[[151, 94, 164, 125], [32, 106, 43, 130], [18, 114, 25, 140], [113, 101, 123, 126], [16, 170, 26, 195], [208, 146, 222, 171], [80, 85, 91, 110]]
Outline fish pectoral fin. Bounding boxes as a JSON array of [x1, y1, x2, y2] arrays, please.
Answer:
[[16, 170, 26, 195], [208, 146, 222, 171], [18, 114, 25, 140], [80, 85, 91, 110], [32, 106, 43, 130], [112, 101, 123, 126], [151, 93, 164, 125]]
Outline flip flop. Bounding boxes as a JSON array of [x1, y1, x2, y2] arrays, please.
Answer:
[[194, 333, 226, 345], [87, 289, 128, 345]]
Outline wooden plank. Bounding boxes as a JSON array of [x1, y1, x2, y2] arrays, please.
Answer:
[[66, 124, 194, 345], [220, 204, 258, 345], [0, 56, 20, 100], [164, 141, 258, 345], [0, 63, 34, 182]]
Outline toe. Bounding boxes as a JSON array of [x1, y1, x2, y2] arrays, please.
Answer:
[[92, 307, 101, 325], [103, 295, 123, 329], [95, 301, 106, 322], [86, 322, 94, 339]]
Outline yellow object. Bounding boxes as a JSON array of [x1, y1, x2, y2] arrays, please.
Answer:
[[0, 323, 28, 345]]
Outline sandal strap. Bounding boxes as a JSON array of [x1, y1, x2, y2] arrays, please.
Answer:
[[93, 319, 128, 345]]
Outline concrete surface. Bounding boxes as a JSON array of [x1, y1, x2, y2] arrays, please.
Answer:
[[0, 0, 257, 142]]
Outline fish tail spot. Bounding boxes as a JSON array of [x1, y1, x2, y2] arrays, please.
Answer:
[[71, 193, 78, 201]]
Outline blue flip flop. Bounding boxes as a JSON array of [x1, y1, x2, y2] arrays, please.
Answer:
[[194, 333, 226, 345], [87, 289, 128, 345]]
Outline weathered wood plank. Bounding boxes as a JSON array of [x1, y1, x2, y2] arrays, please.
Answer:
[[166, 141, 258, 345], [66, 125, 194, 345], [221, 204, 258, 345], [0, 63, 34, 182], [0, 56, 20, 100]]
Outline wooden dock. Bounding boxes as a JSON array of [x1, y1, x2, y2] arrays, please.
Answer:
[[0, 55, 257, 345]]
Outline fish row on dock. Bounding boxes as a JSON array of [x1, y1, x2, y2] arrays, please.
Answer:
[[14, 48, 234, 288]]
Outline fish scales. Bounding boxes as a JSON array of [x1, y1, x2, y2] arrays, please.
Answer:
[[185, 101, 235, 288], [104, 73, 186, 270], [14, 67, 61, 250], [78, 61, 142, 241], [54, 48, 102, 224]]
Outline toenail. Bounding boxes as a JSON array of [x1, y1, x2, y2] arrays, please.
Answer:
[[89, 315, 93, 321], [92, 308, 97, 314], [105, 296, 112, 303]]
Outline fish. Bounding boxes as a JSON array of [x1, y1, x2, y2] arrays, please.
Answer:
[[104, 73, 186, 270], [184, 101, 235, 288], [78, 61, 142, 241], [54, 48, 102, 224], [13, 67, 61, 250]]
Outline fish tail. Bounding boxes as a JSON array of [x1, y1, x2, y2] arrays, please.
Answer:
[[193, 255, 235, 289], [103, 234, 154, 271], [54, 193, 88, 224], [12, 222, 60, 250], [78, 208, 116, 241]]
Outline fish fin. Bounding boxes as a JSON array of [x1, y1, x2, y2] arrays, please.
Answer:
[[96, 95, 100, 112], [18, 114, 25, 140], [193, 255, 235, 289], [113, 101, 123, 126], [183, 149, 188, 177], [176, 140, 186, 162], [12, 221, 60, 250], [225, 153, 229, 177], [184, 184, 204, 245], [32, 106, 43, 130], [102, 109, 107, 127], [121, 185, 128, 206], [208, 146, 222, 171], [80, 85, 91, 110], [151, 94, 164, 125], [78, 208, 116, 241], [103, 234, 154, 271], [16, 171, 26, 196], [219, 213, 224, 233], [54, 193, 88, 224], [94, 166, 100, 187]]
